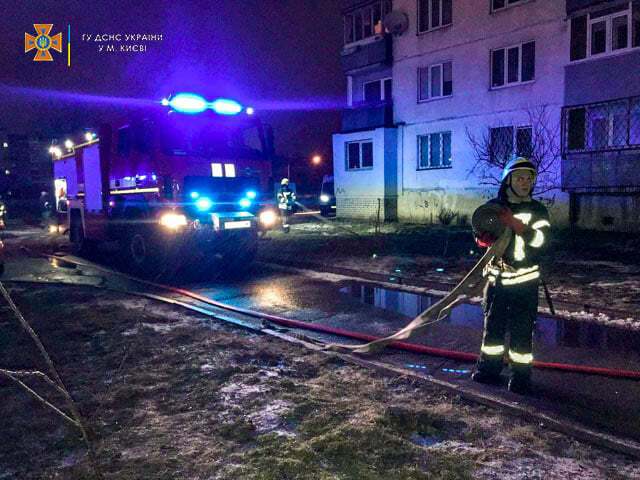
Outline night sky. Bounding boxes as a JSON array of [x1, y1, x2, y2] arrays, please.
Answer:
[[0, 0, 344, 159]]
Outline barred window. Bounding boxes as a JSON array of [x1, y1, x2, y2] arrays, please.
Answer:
[[489, 126, 532, 163], [565, 98, 640, 152], [418, 132, 452, 169]]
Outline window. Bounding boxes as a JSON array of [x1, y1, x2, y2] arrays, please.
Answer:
[[491, 41, 535, 88], [570, 3, 640, 61], [363, 78, 392, 102], [344, 1, 392, 45], [418, 132, 452, 169], [489, 126, 532, 163], [211, 163, 223, 177], [224, 163, 236, 177], [418, 62, 452, 101], [418, 0, 452, 33], [565, 99, 640, 152], [491, 0, 525, 13], [346, 141, 374, 170]]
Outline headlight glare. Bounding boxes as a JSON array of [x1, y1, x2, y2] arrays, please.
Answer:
[[159, 213, 188, 229]]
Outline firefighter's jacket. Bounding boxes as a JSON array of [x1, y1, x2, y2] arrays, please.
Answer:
[[277, 187, 296, 211], [481, 198, 550, 287]]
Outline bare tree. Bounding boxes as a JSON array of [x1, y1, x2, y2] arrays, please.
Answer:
[[465, 106, 561, 194]]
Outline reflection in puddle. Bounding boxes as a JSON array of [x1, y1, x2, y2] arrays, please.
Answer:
[[339, 283, 640, 354]]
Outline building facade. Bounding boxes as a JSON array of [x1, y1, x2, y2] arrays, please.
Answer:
[[562, 0, 640, 231], [334, 0, 575, 227]]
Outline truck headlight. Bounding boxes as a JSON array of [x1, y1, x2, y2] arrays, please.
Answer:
[[159, 213, 187, 229], [259, 209, 277, 227], [320, 194, 330, 203]]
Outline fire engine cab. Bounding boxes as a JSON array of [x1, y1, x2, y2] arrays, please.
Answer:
[[51, 93, 274, 276]]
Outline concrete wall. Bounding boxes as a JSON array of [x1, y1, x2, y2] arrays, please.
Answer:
[[565, 50, 640, 106], [390, 0, 569, 226], [333, 127, 398, 220], [574, 193, 640, 231]]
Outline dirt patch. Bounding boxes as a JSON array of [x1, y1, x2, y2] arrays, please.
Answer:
[[0, 285, 638, 478]]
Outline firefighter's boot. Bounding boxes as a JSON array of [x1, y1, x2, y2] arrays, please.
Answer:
[[507, 365, 531, 395], [471, 356, 503, 385]]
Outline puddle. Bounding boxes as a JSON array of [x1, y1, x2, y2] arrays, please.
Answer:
[[49, 257, 77, 269], [339, 283, 640, 357]]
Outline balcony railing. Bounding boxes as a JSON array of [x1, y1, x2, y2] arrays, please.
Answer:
[[561, 95, 640, 191], [340, 35, 392, 73], [341, 100, 393, 133], [562, 95, 640, 155]]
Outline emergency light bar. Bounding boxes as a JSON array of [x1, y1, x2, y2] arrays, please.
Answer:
[[163, 93, 246, 116]]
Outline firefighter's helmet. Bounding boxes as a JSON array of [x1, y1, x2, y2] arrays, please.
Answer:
[[281, 178, 289, 186], [501, 156, 537, 183]]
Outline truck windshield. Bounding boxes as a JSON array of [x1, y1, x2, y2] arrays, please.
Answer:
[[184, 176, 259, 197], [160, 118, 264, 158]]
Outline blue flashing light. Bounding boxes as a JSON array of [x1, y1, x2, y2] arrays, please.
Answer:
[[196, 197, 213, 211], [211, 98, 243, 115], [246, 190, 257, 199], [239, 198, 251, 208], [161, 98, 169, 106], [246, 107, 255, 115], [169, 93, 208, 114], [190, 191, 200, 199]]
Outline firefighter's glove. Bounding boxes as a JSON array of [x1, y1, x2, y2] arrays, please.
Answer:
[[497, 208, 529, 235], [475, 232, 496, 248]]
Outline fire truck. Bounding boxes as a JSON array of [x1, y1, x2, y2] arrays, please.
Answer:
[[51, 93, 275, 276]]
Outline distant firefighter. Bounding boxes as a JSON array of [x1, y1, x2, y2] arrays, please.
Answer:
[[471, 157, 551, 395], [277, 178, 296, 233]]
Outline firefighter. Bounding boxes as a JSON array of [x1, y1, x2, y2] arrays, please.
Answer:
[[471, 157, 551, 394], [277, 178, 296, 233]]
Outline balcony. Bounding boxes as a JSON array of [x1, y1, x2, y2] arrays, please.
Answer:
[[341, 35, 392, 73], [561, 95, 640, 192], [341, 101, 393, 133]]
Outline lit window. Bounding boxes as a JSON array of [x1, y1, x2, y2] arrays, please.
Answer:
[[211, 163, 223, 177], [224, 163, 236, 177]]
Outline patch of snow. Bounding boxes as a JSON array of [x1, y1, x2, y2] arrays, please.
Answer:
[[220, 382, 268, 402], [246, 399, 293, 434]]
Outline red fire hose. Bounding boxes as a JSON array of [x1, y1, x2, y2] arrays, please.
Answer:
[[165, 285, 640, 381]]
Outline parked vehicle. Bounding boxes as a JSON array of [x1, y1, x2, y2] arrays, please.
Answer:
[[51, 93, 274, 276], [319, 175, 335, 217]]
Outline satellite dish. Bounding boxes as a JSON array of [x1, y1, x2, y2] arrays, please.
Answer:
[[383, 11, 409, 36]]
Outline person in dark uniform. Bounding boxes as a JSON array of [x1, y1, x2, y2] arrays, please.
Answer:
[[277, 178, 296, 233], [471, 157, 551, 394]]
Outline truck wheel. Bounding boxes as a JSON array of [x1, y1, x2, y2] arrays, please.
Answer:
[[125, 229, 164, 277]]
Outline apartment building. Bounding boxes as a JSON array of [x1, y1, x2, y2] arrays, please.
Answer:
[[334, 0, 570, 225], [562, 0, 640, 231]]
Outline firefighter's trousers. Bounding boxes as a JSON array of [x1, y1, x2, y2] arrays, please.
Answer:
[[477, 279, 539, 378]]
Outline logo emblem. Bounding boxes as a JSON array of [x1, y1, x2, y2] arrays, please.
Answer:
[[25, 24, 62, 61]]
